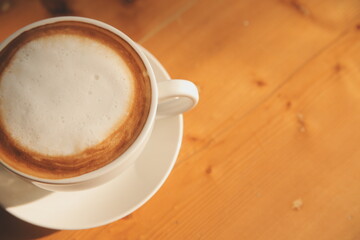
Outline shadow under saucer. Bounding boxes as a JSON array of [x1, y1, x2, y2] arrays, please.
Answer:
[[0, 166, 56, 238], [0, 207, 57, 239]]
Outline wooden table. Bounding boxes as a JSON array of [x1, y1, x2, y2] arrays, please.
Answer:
[[1, 0, 360, 239]]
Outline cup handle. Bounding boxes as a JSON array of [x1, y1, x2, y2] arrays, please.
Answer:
[[156, 79, 199, 117]]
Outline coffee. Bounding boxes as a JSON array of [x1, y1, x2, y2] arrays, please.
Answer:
[[0, 21, 151, 179]]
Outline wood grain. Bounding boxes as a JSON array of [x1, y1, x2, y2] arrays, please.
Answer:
[[0, 0, 197, 42], [143, 0, 360, 163], [1, 0, 360, 239]]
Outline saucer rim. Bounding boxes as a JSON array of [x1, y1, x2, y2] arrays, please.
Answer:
[[3, 46, 183, 230]]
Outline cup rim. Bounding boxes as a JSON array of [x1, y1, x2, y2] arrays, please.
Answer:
[[0, 16, 158, 185]]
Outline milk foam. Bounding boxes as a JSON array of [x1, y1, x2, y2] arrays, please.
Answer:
[[0, 34, 133, 156]]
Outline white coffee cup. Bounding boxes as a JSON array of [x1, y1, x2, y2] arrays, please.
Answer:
[[0, 16, 199, 191]]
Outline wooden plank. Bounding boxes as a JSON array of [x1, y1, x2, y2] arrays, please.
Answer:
[[141, 0, 360, 163], [0, 0, 360, 239], [66, 0, 197, 41], [128, 26, 360, 240], [0, 0, 196, 42], [0, 0, 49, 41], [45, 0, 360, 238]]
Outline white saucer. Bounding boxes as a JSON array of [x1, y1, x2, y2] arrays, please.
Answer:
[[0, 47, 183, 230]]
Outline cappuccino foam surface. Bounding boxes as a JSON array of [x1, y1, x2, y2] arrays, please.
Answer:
[[0, 34, 133, 156], [0, 34, 134, 155]]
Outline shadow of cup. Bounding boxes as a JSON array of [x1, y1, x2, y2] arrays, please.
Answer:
[[0, 165, 56, 238], [0, 165, 51, 208]]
